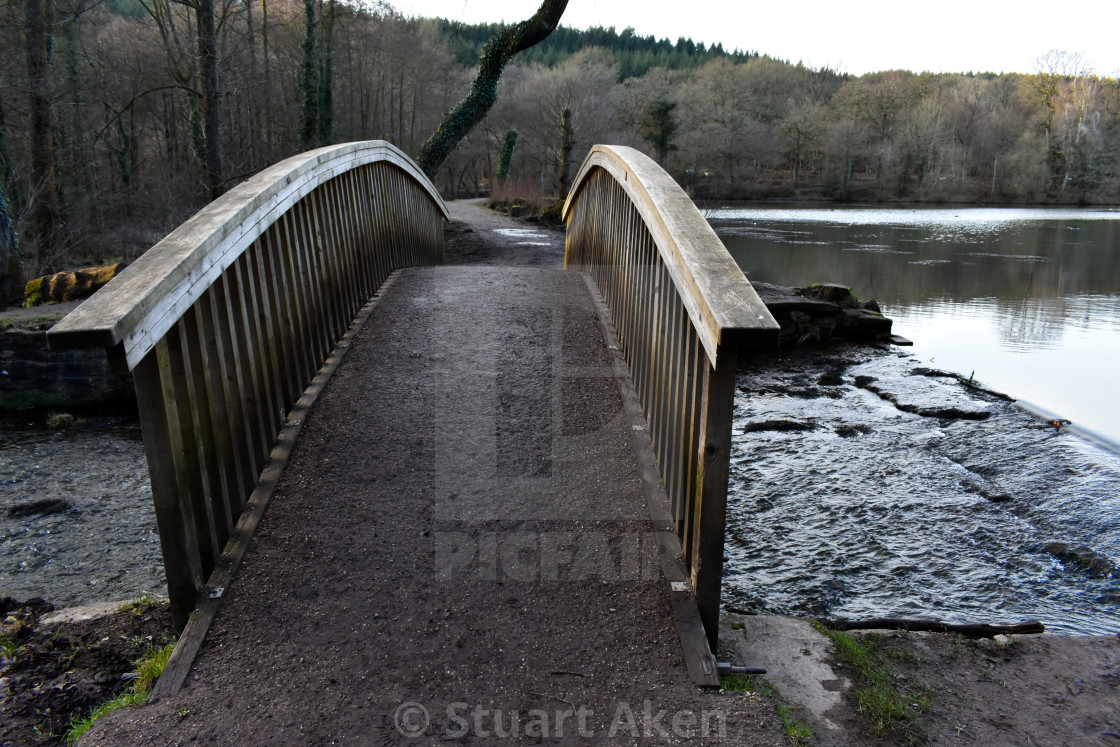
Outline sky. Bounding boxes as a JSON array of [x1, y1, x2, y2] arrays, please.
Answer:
[[399, 0, 1120, 77]]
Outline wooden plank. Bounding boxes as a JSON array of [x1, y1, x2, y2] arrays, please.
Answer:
[[131, 351, 203, 630], [345, 169, 375, 299], [664, 289, 684, 518], [229, 257, 275, 464], [323, 177, 360, 319], [274, 213, 315, 390], [205, 277, 254, 507], [681, 335, 705, 554], [151, 271, 405, 701], [159, 324, 219, 581], [690, 351, 737, 651], [219, 271, 268, 474], [308, 188, 344, 343], [180, 305, 233, 549], [258, 226, 298, 411], [292, 201, 331, 367]]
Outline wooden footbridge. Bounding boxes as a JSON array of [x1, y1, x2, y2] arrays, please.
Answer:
[[48, 141, 780, 725]]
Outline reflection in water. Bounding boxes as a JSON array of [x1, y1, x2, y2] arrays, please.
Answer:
[[712, 205, 1120, 442], [1002, 297, 1065, 349]]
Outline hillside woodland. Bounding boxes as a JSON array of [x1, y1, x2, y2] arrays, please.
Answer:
[[2, 0, 1119, 297]]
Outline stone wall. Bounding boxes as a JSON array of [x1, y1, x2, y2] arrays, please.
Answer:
[[0, 318, 133, 411]]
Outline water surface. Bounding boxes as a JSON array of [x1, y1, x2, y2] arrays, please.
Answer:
[[712, 205, 1120, 443], [713, 206, 1120, 634]]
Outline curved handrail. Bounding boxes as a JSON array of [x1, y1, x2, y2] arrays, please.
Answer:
[[563, 145, 777, 366], [50, 140, 447, 370]]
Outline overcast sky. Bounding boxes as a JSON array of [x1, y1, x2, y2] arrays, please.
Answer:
[[400, 0, 1120, 77]]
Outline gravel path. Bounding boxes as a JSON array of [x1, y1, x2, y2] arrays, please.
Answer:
[[82, 204, 784, 744]]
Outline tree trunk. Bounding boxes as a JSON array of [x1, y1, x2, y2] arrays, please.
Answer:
[[558, 107, 573, 199], [0, 192, 17, 302], [414, 0, 569, 178], [298, 0, 319, 148], [261, 0, 273, 155], [317, 0, 334, 146], [25, 0, 63, 273], [827, 617, 1045, 638], [244, 0, 259, 166], [0, 73, 25, 250], [196, 0, 223, 200]]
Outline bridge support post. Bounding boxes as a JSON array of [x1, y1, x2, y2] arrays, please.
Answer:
[[132, 351, 204, 630], [692, 349, 737, 651]]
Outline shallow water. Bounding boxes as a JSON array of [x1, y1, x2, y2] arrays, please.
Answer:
[[0, 417, 163, 606], [723, 346, 1120, 634]]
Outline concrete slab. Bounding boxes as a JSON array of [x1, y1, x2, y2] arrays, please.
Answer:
[[720, 614, 855, 744], [40, 597, 164, 627]]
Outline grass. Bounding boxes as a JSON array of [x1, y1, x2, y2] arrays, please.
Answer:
[[720, 674, 812, 744], [47, 411, 78, 429], [720, 672, 771, 694], [64, 640, 175, 745], [118, 595, 159, 616], [0, 314, 65, 331], [1, 635, 19, 663], [775, 702, 813, 744], [816, 625, 930, 744]]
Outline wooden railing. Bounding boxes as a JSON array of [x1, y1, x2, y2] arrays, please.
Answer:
[[563, 145, 780, 648], [48, 141, 447, 628]]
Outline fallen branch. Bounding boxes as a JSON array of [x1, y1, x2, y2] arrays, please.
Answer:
[[824, 617, 1045, 637]]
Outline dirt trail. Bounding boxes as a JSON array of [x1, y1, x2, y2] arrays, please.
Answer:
[[80, 203, 784, 744]]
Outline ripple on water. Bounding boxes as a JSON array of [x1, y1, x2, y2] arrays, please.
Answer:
[[0, 422, 163, 606], [724, 346, 1120, 635]]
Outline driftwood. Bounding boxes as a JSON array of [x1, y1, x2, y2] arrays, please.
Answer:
[[827, 618, 1045, 637]]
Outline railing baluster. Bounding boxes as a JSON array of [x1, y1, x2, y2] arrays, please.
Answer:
[[257, 229, 298, 412], [132, 349, 203, 629], [206, 275, 254, 506], [275, 214, 316, 390], [161, 323, 219, 579], [240, 252, 283, 447], [181, 303, 233, 549], [293, 202, 330, 367]]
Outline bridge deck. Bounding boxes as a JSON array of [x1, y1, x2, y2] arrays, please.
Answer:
[[85, 209, 782, 744]]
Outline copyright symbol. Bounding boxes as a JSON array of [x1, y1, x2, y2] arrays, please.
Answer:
[[394, 701, 430, 738]]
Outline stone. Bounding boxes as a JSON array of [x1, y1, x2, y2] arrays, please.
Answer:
[[749, 281, 895, 346], [24, 262, 126, 307]]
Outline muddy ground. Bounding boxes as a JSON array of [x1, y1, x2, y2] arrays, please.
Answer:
[[0, 598, 176, 745]]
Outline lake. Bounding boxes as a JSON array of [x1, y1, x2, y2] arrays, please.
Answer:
[[710, 206, 1120, 446]]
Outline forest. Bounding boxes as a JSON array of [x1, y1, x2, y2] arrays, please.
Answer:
[[2, 0, 1119, 299]]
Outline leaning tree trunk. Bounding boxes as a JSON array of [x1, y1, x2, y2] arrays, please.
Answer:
[[414, 0, 569, 179]]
